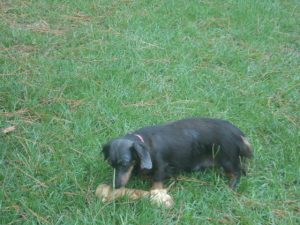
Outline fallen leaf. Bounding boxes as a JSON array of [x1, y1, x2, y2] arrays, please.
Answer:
[[2, 125, 17, 134]]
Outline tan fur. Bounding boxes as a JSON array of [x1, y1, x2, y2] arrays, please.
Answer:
[[120, 165, 134, 186]]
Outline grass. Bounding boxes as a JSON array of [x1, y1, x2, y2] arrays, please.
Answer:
[[0, 0, 299, 224]]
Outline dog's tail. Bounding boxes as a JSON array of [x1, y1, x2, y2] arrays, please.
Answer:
[[238, 136, 253, 158]]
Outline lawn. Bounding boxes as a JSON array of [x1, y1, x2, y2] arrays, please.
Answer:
[[1, 0, 299, 224]]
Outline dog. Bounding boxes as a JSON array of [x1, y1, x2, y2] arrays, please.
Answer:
[[102, 117, 253, 190]]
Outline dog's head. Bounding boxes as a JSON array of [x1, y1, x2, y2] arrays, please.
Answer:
[[102, 138, 152, 188]]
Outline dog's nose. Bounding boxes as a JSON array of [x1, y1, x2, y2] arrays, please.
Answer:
[[115, 178, 124, 189]]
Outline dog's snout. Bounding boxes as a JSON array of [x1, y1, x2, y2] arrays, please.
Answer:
[[115, 173, 127, 188], [114, 165, 134, 188]]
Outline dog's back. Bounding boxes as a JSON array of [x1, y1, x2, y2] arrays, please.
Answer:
[[135, 117, 252, 158]]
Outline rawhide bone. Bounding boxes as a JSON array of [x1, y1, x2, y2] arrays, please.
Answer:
[[95, 184, 173, 208]]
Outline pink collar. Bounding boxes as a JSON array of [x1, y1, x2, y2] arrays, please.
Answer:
[[134, 134, 144, 143]]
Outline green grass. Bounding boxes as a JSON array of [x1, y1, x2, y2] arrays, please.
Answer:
[[1, 0, 299, 224]]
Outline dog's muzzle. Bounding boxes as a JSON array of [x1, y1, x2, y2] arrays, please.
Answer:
[[115, 165, 134, 188]]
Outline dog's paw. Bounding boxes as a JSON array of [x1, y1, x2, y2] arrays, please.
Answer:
[[150, 189, 174, 208]]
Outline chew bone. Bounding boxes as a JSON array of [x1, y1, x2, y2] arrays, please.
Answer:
[[95, 184, 149, 202], [149, 189, 174, 208], [95, 184, 173, 207]]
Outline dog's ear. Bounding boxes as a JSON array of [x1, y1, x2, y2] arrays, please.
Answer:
[[132, 142, 152, 169], [102, 143, 110, 161]]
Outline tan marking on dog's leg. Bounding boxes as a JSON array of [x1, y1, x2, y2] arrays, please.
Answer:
[[151, 181, 164, 190]]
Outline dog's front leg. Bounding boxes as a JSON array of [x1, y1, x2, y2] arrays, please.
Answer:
[[151, 166, 167, 189], [152, 181, 164, 190]]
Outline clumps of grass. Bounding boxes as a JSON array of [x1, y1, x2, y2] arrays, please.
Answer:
[[1, 0, 299, 224]]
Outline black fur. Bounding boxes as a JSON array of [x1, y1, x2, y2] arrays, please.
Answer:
[[102, 117, 253, 189]]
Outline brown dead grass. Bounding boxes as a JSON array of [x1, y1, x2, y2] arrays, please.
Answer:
[[20, 20, 65, 35], [63, 12, 91, 22], [40, 97, 86, 110], [0, 109, 30, 117], [0, 109, 40, 124], [0, 44, 36, 54]]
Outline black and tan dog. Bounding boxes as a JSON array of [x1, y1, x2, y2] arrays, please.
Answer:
[[102, 117, 253, 190]]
